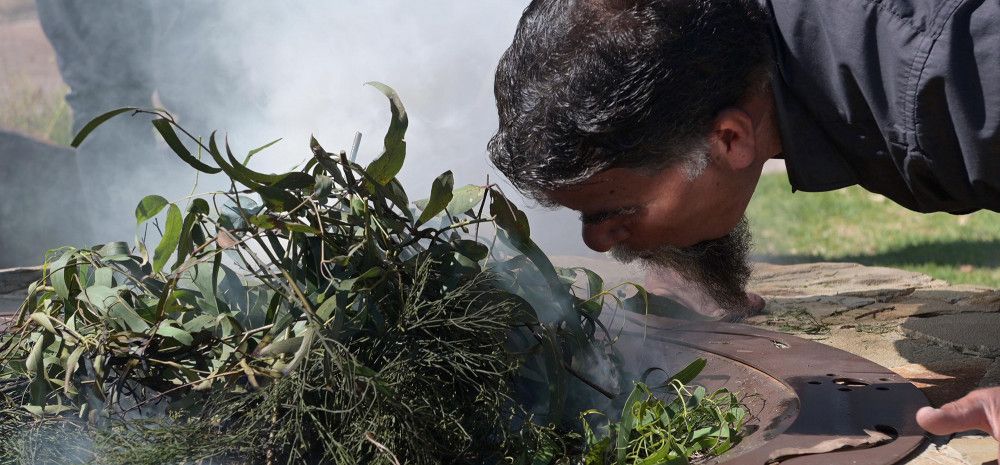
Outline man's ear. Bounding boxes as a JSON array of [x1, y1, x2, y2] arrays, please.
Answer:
[[709, 107, 756, 170]]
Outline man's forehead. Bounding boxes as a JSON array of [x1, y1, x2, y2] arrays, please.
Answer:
[[546, 168, 641, 193], [556, 174, 617, 190], [543, 168, 650, 210]]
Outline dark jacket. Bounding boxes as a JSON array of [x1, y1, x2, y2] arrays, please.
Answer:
[[765, 0, 1000, 213]]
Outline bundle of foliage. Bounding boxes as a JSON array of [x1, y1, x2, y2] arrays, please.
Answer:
[[582, 368, 747, 464], [0, 84, 746, 464]]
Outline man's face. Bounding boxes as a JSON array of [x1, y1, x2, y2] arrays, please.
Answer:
[[544, 160, 759, 311], [544, 163, 752, 252]]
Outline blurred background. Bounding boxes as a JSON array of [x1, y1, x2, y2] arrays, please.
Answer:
[[1, 0, 999, 286]]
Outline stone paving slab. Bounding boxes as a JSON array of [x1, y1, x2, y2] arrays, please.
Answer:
[[748, 262, 1000, 464], [0, 266, 40, 294], [977, 360, 1000, 389], [0, 291, 25, 315], [752, 262, 946, 298], [903, 314, 1000, 358], [908, 443, 982, 465], [947, 434, 998, 465]]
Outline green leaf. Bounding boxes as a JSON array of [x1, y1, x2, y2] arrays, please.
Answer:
[[617, 383, 645, 463], [454, 240, 489, 261], [337, 267, 383, 291], [48, 249, 79, 301], [29, 312, 57, 334], [137, 240, 150, 266], [556, 267, 577, 286], [70, 107, 135, 148], [365, 82, 408, 185], [285, 223, 321, 235], [26, 333, 52, 376], [135, 195, 169, 224], [351, 196, 366, 215], [97, 241, 132, 261], [385, 178, 413, 220], [447, 184, 487, 215], [219, 195, 262, 230], [539, 327, 566, 426], [63, 345, 86, 396], [156, 324, 194, 346], [250, 215, 278, 229], [315, 296, 339, 322], [189, 198, 211, 216], [23, 404, 75, 416], [152, 118, 222, 174], [77, 285, 118, 312], [258, 185, 301, 212], [314, 174, 334, 198], [671, 358, 707, 386], [271, 172, 316, 190], [90, 268, 113, 290], [243, 137, 282, 165], [80, 286, 150, 331], [310, 136, 348, 185], [641, 358, 708, 387], [153, 204, 183, 274], [175, 199, 210, 270], [224, 137, 292, 185], [259, 336, 304, 356], [576, 267, 605, 299], [27, 333, 54, 406], [183, 314, 217, 333], [417, 171, 454, 225], [635, 440, 686, 465], [490, 188, 531, 244]]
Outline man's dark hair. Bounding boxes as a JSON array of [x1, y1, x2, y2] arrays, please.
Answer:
[[488, 0, 771, 198]]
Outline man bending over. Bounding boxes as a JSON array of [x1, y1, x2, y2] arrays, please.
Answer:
[[488, 0, 1000, 454]]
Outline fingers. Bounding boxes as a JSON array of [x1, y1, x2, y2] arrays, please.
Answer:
[[916, 398, 990, 436]]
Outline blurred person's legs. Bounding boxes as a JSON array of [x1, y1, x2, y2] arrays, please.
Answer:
[[153, 2, 262, 145], [36, 0, 167, 244], [0, 130, 87, 267], [141, 2, 263, 199]]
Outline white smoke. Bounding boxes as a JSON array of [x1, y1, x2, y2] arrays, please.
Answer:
[[181, 0, 588, 255], [0, 1, 595, 265]]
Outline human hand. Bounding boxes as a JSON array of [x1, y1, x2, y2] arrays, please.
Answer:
[[916, 387, 1000, 456]]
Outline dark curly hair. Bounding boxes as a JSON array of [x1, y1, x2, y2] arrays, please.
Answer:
[[488, 0, 772, 199]]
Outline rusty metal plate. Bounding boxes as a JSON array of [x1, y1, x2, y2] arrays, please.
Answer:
[[618, 314, 928, 465]]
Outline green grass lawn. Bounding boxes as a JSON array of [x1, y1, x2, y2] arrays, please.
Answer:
[[747, 173, 1000, 287]]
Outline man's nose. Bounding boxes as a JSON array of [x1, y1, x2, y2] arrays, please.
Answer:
[[581, 222, 630, 252]]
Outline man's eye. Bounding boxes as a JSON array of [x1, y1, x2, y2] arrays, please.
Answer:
[[580, 213, 611, 225], [581, 207, 638, 225]]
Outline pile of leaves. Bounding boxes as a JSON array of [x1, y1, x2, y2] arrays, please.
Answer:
[[583, 366, 747, 465], [0, 84, 747, 464]]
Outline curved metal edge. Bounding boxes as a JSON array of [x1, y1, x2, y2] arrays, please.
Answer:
[[621, 314, 928, 465]]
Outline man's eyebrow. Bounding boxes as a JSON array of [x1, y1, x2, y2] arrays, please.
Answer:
[[580, 206, 640, 225]]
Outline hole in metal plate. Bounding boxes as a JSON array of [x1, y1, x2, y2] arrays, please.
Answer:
[[834, 378, 869, 387], [873, 424, 900, 439]]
